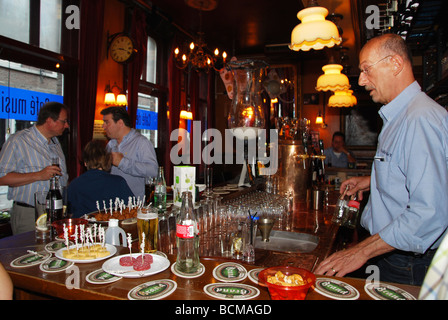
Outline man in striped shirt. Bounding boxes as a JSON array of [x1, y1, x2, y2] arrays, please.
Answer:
[[0, 102, 69, 234]]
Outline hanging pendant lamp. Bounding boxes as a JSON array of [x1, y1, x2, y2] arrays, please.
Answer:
[[328, 89, 357, 107], [289, 0, 342, 52], [315, 64, 350, 92]]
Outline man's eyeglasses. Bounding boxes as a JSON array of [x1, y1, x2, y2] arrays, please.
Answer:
[[57, 119, 69, 125], [359, 55, 392, 76]]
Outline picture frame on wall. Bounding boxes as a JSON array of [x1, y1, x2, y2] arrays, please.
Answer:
[[303, 93, 319, 105]]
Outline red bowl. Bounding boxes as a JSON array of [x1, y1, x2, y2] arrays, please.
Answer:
[[52, 218, 88, 240], [258, 266, 316, 300]]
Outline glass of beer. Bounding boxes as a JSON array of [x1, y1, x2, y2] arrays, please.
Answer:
[[137, 207, 158, 253]]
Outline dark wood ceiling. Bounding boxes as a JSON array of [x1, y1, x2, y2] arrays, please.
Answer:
[[133, 0, 447, 72]]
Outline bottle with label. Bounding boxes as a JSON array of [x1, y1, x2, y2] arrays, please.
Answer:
[[176, 191, 200, 273], [46, 176, 64, 238], [154, 167, 167, 213], [343, 195, 361, 229]]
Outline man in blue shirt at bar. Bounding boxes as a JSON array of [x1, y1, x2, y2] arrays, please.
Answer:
[[316, 33, 448, 286], [324, 131, 356, 168], [101, 107, 158, 199]]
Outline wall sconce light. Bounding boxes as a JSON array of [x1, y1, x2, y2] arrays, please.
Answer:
[[315, 111, 323, 124], [104, 81, 127, 106], [180, 105, 193, 120]]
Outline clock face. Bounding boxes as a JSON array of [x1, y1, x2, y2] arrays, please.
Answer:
[[109, 36, 134, 63]]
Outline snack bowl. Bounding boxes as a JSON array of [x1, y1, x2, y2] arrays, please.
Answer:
[[52, 218, 88, 240], [258, 266, 315, 300]]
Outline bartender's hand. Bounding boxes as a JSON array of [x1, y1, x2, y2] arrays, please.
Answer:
[[315, 234, 394, 277], [111, 152, 124, 167], [340, 176, 371, 200]]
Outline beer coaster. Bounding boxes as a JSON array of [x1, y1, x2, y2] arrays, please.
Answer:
[[248, 268, 264, 285], [86, 269, 122, 284], [213, 262, 248, 282], [364, 282, 416, 300], [10, 251, 51, 268], [203, 283, 260, 300], [314, 278, 360, 300], [128, 279, 177, 300], [45, 240, 72, 253], [39, 257, 74, 273], [171, 262, 205, 278]]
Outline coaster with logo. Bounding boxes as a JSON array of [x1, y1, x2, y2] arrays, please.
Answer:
[[213, 262, 247, 282], [248, 268, 264, 285], [314, 278, 360, 300], [128, 279, 177, 300], [44, 240, 72, 253], [364, 282, 416, 300], [86, 269, 122, 284], [171, 262, 205, 278], [39, 257, 74, 273], [203, 283, 260, 300], [10, 251, 51, 268]]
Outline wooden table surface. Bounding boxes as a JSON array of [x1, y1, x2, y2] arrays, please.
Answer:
[[0, 231, 421, 301]]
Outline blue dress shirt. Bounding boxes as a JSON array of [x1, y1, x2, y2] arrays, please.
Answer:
[[106, 129, 158, 198], [361, 81, 448, 253]]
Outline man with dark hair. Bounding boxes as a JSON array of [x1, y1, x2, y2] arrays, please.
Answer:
[[0, 101, 69, 234], [100, 106, 158, 198], [316, 34, 448, 286], [323, 131, 356, 168]]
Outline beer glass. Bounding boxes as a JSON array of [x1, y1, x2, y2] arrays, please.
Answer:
[[137, 207, 158, 253]]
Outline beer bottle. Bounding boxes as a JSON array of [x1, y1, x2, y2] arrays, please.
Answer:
[[154, 167, 167, 213], [176, 191, 200, 273], [46, 176, 64, 238]]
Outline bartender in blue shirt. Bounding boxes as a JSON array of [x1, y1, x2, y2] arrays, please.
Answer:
[[316, 34, 448, 286]]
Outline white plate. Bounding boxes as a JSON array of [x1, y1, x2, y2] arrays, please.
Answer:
[[102, 253, 170, 278], [55, 244, 117, 263]]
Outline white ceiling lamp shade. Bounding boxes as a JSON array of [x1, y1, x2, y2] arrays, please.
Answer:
[[315, 64, 350, 92], [289, 3, 342, 52], [328, 89, 357, 107]]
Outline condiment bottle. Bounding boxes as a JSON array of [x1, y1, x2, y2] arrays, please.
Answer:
[[176, 191, 200, 273], [105, 219, 127, 246]]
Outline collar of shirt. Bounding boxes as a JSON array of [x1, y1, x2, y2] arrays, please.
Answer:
[[109, 128, 137, 151], [31, 125, 51, 147], [378, 81, 421, 123]]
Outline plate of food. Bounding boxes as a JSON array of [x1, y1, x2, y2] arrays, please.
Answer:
[[102, 253, 170, 278], [55, 243, 117, 263]]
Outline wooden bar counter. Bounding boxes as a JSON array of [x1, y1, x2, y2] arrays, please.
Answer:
[[0, 189, 422, 302]]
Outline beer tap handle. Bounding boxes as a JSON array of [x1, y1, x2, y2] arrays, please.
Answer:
[[319, 139, 325, 176]]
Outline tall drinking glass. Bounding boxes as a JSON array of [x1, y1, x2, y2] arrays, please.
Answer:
[[137, 207, 158, 253], [34, 191, 50, 240]]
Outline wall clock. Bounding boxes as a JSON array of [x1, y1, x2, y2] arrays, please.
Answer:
[[108, 33, 135, 64]]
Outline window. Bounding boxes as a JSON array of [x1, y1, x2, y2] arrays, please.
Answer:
[[136, 36, 160, 148], [0, 0, 62, 53]]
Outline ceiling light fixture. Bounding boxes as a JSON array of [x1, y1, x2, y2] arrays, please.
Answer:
[[173, 0, 227, 72], [328, 89, 357, 107], [289, 0, 342, 51], [315, 64, 350, 92]]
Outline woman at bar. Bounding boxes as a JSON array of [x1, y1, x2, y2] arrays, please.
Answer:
[[67, 140, 134, 218]]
